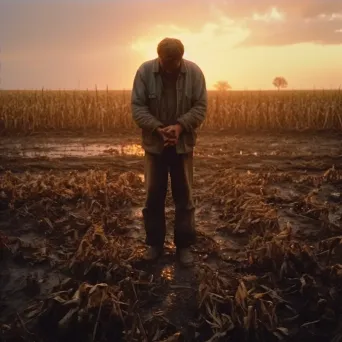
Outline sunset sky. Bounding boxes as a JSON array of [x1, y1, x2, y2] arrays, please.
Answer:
[[1, 0, 342, 90]]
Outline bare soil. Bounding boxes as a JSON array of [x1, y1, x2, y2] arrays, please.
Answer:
[[0, 131, 342, 342]]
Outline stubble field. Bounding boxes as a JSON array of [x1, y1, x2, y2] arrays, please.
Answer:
[[0, 90, 342, 342]]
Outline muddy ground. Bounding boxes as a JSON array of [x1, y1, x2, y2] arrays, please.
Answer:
[[0, 131, 342, 342]]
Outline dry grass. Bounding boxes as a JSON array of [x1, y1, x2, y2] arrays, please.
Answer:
[[1, 165, 342, 341], [1, 89, 342, 133], [0, 170, 143, 211]]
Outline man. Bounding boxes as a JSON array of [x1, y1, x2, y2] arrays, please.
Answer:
[[131, 37, 207, 267]]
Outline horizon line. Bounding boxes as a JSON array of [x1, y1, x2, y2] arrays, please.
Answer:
[[1, 87, 341, 92]]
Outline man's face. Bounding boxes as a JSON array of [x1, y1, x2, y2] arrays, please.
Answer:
[[159, 57, 181, 74]]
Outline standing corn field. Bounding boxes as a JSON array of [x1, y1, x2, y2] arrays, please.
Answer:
[[0, 89, 342, 134]]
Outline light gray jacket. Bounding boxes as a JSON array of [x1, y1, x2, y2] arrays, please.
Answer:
[[131, 58, 207, 154]]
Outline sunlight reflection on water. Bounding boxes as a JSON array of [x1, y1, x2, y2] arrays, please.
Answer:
[[1, 143, 144, 158], [130, 206, 143, 219], [104, 144, 144, 156], [161, 265, 175, 281]]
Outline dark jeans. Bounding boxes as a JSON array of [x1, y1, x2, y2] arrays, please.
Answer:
[[142, 146, 195, 249]]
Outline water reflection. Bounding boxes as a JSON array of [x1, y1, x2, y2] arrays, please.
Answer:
[[130, 206, 143, 219], [161, 265, 175, 281], [163, 292, 177, 307], [0, 143, 144, 159], [121, 144, 144, 156]]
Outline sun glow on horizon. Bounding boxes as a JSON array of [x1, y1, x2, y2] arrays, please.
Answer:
[[130, 6, 342, 90], [2, 1, 342, 90], [130, 13, 252, 89]]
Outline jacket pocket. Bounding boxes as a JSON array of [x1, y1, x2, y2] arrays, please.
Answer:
[[148, 94, 158, 117], [183, 94, 192, 114]]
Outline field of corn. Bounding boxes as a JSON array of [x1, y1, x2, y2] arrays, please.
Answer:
[[0, 88, 342, 341], [0, 89, 342, 133]]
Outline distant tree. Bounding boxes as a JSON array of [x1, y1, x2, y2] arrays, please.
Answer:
[[272, 77, 288, 90], [214, 80, 232, 92]]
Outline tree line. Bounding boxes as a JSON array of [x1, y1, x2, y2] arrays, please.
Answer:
[[214, 77, 288, 91]]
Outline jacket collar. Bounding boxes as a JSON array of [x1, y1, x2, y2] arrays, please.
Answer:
[[152, 58, 187, 74]]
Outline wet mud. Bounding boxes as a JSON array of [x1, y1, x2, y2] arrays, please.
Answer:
[[0, 132, 342, 341]]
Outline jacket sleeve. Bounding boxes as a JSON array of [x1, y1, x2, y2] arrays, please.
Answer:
[[131, 67, 163, 132], [177, 68, 207, 132]]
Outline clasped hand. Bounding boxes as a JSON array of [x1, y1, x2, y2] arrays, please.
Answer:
[[157, 124, 183, 147]]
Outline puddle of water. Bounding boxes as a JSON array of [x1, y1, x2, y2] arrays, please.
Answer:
[[277, 208, 321, 236], [270, 186, 301, 201], [130, 207, 143, 219], [14, 232, 38, 244], [328, 211, 342, 226], [0, 262, 63, 321], [246, 163, 263, 169], [213, 236, 241, 252], [0, 143, 144, 158], [161, 265, 175, 281], [0, 221, 65, 321]]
